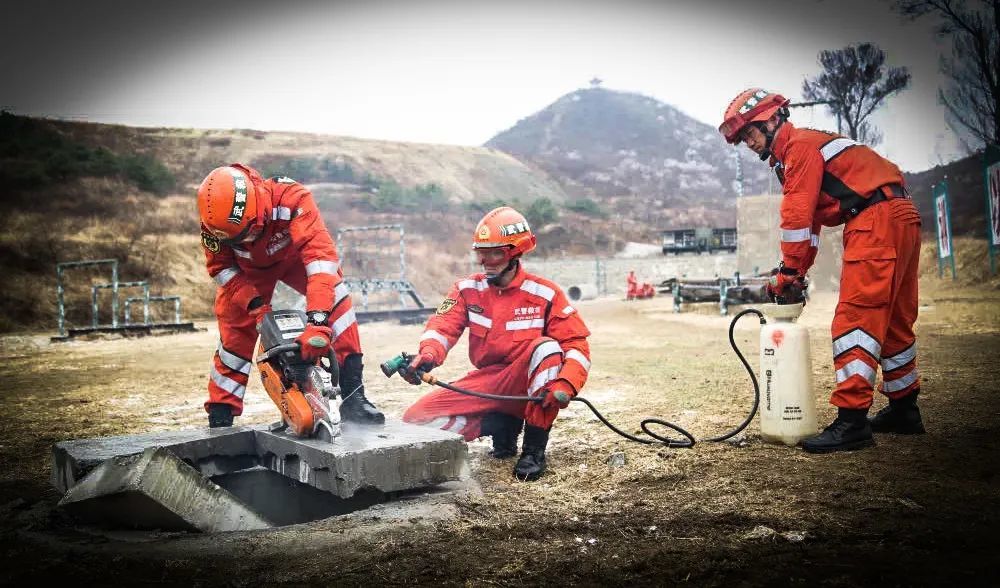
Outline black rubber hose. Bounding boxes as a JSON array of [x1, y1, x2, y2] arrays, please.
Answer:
[[419, 308, 767, 448]]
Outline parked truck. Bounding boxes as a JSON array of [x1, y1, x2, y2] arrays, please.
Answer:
[[661, 227, 737, 255]]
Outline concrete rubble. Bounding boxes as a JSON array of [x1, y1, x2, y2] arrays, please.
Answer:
[[51, 420, 467, 532]]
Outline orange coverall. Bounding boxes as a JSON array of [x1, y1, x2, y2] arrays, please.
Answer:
[[770, 122, 921, 410], [402, 265, 591, 438], [201, 167, 359, 415]]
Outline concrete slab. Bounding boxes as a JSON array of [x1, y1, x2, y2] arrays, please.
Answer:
[[52, 420, 467, 501], [256, 420, 468, 498], [52, 426, 260, 494], [58, 447, 271, 533]]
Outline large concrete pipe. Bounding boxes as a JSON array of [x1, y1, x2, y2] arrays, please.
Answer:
[[567, 283, 598, 302]]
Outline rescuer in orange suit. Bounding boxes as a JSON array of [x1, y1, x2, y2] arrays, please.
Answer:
[[401, 207, 592, 481], [720, 89, 924, 453], [626, 270, 639, 300], [197, 164, 384, 428]]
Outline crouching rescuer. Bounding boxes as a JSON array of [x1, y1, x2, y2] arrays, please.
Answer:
[[719, 89, 924, 453], [401, 207, 591, 481], [197, 164, 384, 428]]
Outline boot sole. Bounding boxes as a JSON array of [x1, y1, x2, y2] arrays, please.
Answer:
[[489, 450, 518, 459], [801, 437, 875, 454], [513, 470, 544, 481]]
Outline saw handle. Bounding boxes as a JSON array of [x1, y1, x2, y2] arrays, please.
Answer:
[[255, 342, 339, 390]]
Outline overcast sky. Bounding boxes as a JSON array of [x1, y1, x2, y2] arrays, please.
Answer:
[[1, 0, 964, 172]]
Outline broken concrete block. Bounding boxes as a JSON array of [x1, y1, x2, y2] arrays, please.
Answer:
[[51, 426, 259, 494], [255, 420, 468, 498], [52, 420, 468, 501], [58, 446, 271, 532]]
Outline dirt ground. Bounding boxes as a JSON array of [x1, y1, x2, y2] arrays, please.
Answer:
[[1, 279, 999, 586]]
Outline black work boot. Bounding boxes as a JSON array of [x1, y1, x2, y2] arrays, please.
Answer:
[[800, 408, 875, 454], [481, 412, 524, 459], [513, 425, 549, 481], [338, 354, 385, 424], [207, 403, 234, 428], [869, 389, 925, 434]]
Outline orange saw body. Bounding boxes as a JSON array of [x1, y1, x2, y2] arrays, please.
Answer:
[[255, 310, 341, 441]]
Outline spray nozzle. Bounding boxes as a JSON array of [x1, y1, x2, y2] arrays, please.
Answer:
[[379, 352, 413, 378]]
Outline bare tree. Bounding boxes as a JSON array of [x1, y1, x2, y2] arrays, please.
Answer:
[[894, 0, 999, 150], [802, 43, 911, 146]]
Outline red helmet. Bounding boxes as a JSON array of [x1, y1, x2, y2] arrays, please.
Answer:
[[719, 88, 790, 144], [472, 206, 536, 256], [197, 164, 261, 241]]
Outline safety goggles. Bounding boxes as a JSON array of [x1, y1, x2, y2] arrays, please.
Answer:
[[475, 247, 513, 265], [719, 114, 749, 144], [218, 223, 263, 246]]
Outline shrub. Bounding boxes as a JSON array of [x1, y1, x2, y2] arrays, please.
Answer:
[[525, 197, 558, 227], [566, 197, 607, 218], [0, 111, 176, 195]]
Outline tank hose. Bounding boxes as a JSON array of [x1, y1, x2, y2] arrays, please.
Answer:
[[417, 308, 767, 448]]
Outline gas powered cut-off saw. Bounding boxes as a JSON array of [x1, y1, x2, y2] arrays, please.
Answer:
[[255, 310, 341, 441]]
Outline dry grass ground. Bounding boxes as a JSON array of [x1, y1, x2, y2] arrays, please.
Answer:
[[0, 275, 998, 586]]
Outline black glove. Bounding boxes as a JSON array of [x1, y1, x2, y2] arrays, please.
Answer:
[[403, 351, 437, 385], [767, 267, 808, 305]]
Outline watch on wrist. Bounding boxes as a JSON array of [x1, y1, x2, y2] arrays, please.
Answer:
[[306, 310, 329, 326]]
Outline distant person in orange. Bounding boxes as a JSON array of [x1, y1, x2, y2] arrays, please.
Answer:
[[720, 89, 924, 453], [626, 270, 638, 300], [196, 164, 384, 428]]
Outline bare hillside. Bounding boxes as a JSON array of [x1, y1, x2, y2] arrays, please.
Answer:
[[52, 120, 568, 203], [486, 87, 772, 228]]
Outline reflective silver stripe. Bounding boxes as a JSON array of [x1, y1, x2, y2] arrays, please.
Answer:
[[563, 305, 576, 315], [468, 312, 493, 329], [334, 282, 351, 305], [781, 227, 812, 243], [213, 267, 240, 286], [305, 260, 340, 276], [521, 280, 555, 301], [564, 349, 591, 372], [883, 368, 919, 392], [881, 344, 917, 371], [506, 318, 545, 331], [832, 328, 882, 360], [528, 366, 560, 396], [232, 248, 251, 259], [210, 365, 246, 399], [444, 415, 467, 434], [835, 359, 876, 385], [425, 416, 451, 429], [458, 279, 488, 291], [331, 309, 356, 337], [216, 343, 250, 375], [272, 206, 293, 220], [820, 137, 858, 161], [529, 340, 563, 375], [420, 329, 451, 350], [810, 234, 820, 247]]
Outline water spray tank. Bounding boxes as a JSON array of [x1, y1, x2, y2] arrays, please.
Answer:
[[567, 284, 598, 302], [758, 303, 818, 446]]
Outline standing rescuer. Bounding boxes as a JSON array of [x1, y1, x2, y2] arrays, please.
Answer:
[[197, 164, 384, 428], [720, 88, 925, 454], [401, 206, 591, 481]]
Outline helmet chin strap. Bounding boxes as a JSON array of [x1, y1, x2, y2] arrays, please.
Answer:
[[486, 256, 520, 285], [758, 110, 788, 161]]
